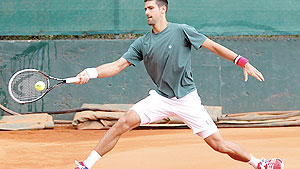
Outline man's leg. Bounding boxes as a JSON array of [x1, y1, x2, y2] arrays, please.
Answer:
[[76, 89, 173, 168], [94, 109, 141, 156], [75, 110, 141, 169], [202, 131, 284, 169], [203, 131, 251, 162], [167, 90, 283, 169]]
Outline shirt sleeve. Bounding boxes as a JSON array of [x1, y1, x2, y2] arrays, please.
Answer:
[[122, 37, 143, 66], [182, 24, 207, 50]]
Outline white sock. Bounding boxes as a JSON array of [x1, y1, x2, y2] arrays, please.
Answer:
[[248, 154, 261, 169], [83, 150, 101, 169]]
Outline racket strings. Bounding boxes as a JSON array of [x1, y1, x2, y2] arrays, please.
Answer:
[[10, 71, 48, 102]]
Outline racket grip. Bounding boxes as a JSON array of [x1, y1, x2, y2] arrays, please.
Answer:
[[65, 77, 80, 83]]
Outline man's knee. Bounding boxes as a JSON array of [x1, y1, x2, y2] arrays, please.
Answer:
[[113, 110, 141, 132], [214, 141, 230, 153], [204, 132, 231, 153]]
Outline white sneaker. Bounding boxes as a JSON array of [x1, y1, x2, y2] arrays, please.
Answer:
[[257, 158, 284, 169]]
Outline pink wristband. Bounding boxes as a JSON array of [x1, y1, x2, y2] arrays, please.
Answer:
[[236, 56, 249, 68]]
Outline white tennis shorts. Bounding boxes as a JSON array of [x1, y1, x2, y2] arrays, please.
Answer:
[[130, 90, 219, 139]]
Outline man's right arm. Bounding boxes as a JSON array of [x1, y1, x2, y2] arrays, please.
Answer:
[[75, 57, 131, 84]]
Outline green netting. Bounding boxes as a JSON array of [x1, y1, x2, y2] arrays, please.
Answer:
[[0, 0, 300, 36]]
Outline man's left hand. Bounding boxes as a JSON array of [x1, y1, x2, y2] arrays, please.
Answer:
[[243, 63, 265, 82]]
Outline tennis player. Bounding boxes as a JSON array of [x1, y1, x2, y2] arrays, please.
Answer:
[[74, 0, 284, 169]]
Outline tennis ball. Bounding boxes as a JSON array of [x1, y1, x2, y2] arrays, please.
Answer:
[[35, 81, 45, 91]]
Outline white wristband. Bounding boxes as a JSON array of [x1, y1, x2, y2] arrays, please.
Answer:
[[234, 55, 241, 65], [84, 68, 98, 79]]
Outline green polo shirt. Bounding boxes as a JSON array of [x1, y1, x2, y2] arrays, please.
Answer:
[[122, 22, 207, 98]]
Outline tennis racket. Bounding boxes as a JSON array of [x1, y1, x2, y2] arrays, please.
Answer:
[[8, 69, 79, 104]]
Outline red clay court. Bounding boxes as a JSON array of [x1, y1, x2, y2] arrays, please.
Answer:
[[0, 126, 299, 169]]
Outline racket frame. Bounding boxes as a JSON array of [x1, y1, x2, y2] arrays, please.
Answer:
[[8, 69, 78, 104]]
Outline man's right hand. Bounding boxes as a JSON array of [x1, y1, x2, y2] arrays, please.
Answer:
[[74, 70, 91, 85]]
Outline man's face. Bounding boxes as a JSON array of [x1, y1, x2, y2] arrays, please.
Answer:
[[144, 1, 164, 25]]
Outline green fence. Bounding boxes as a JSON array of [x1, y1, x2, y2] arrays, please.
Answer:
[[1, 38, 300, 120], [1, 0, 300, 36]]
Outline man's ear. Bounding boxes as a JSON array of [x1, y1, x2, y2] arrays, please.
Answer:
[[160, 5, 167, 15]]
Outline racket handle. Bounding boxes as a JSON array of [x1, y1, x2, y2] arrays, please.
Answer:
[[65, 77, 80, 83]]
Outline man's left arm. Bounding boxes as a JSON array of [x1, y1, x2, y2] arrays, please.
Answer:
[[202, 38, 264, 82]]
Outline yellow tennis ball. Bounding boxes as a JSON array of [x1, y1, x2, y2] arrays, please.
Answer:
[[35, 81, 45, 91]]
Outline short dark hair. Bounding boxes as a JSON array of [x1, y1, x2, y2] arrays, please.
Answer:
[[144, 0, 168, 12]]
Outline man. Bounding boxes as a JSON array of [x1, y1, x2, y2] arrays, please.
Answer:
[[74, 0, 284, 169]]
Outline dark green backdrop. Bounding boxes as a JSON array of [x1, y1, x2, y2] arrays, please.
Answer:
[[1, 38, 300, 120]]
